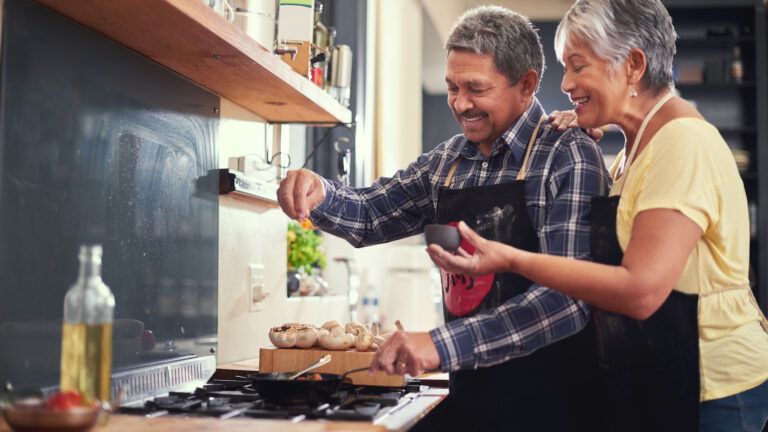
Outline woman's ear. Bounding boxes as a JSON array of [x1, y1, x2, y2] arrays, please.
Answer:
[[626, 48, 648, 86]]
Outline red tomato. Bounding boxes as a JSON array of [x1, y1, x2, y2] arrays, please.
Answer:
[[47, 390, 83, 411]]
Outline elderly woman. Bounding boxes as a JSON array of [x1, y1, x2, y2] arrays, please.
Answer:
[[427, 0, 768, 431]]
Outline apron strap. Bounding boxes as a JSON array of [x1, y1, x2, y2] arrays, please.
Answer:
[[516, 115, 547, 181], [614, 89, 674, 194], [443, 159, 461, 188], [443, 114, 547, 188]]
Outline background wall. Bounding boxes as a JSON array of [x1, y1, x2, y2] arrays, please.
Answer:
[[215, 101, 347, 364]]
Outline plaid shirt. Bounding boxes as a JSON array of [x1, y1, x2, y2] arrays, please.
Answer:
[[311, 98, 610, 372]]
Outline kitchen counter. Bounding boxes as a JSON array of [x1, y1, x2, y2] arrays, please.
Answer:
[[0, 360, 449, 432], [0, 414, 387, 432]]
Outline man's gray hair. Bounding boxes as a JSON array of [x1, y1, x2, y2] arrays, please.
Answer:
[[446, 6, 544, 88], [554, 0, 677, 93]]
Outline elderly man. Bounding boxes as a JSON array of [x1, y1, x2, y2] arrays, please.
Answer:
[[278, 6, 608, 431]]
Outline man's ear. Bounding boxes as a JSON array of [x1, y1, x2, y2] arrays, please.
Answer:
[[517, 70, 539, 98]]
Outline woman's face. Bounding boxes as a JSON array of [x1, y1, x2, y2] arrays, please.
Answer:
[[560, 36, 630, 129]]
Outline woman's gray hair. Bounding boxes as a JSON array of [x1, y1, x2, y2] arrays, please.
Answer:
[[554, 0, 677, 93], [446, 6, 544, 88]]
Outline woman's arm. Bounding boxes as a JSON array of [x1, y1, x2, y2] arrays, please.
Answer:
[[428, 208, 702, 320]]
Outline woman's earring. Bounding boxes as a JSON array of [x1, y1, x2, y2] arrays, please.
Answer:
[[630, 85, 638, 98]]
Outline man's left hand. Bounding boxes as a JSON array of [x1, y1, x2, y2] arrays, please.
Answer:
[[370, 331, 440, 377]]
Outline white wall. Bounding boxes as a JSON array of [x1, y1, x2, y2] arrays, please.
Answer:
[[216, 100, 347, 364], [374, 0, 423, 177]]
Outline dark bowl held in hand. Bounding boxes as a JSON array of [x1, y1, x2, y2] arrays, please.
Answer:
[[424, 224, 461, 253]]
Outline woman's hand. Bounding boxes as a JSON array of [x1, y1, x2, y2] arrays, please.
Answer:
[[426, 222, 521, 276], [549, 110, 604, 141]]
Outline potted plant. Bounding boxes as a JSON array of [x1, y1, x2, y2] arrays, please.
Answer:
[[286, 220, 327, 296]]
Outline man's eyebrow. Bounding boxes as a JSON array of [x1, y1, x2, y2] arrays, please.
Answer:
[[466, 80, 486, 87]]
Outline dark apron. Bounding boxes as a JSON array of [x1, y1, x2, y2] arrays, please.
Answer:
[[590, 90, 700, 432], [433, 117, 601, 432]]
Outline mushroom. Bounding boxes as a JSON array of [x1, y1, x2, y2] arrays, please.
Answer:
[[371, 322, 397, 347], [355, 329, 374, 351], [268, 326, 297, 348], [345, 321, 373, 351], [321, 320, 341, 331], [294, 325, 320, 348], [318, 325, 355, 350], [345, 321, 366, 336]]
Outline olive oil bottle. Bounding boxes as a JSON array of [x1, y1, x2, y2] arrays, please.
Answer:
[[60, 245, 115, 404]]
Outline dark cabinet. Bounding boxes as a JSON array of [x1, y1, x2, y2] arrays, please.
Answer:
[[664, 0, 768, 312]]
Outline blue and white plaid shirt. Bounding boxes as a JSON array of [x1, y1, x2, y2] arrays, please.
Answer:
[[311, 98, 610, 372]]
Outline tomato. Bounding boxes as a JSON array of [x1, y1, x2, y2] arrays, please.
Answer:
[[47, 390, 83, 411]]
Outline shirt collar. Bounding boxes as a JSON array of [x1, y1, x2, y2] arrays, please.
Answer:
[[459, 97, 546, 161]]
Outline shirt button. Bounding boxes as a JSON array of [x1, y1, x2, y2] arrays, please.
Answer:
[[482, 161, 488, 168]]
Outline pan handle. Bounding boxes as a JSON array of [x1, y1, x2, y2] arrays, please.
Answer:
[[340, 366, 371, 382]]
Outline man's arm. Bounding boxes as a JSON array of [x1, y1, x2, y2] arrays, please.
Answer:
[[430, 132, 610, 370], [307, 149, 441, 247]]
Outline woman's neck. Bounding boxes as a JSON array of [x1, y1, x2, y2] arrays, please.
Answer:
[[617, 89, 670, 153]]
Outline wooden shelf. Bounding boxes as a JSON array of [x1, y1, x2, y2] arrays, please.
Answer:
[[677, 36, 755, 47], [218, 169, 278, 204], [37, 0, 352, 124], [676, 81, 756, 90]]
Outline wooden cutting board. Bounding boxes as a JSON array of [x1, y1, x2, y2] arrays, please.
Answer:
[[258, 347, 406, 387]]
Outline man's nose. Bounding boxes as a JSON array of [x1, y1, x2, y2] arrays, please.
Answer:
[[453, 91, 473, 113]]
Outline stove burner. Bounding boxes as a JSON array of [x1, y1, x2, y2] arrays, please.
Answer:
[[119, 377, 422, 422]]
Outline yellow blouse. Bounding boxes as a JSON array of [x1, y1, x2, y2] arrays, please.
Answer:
[[610, 118, 768, 401]]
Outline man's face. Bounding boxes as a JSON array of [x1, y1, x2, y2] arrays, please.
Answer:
[[445, 50, 530, 152]]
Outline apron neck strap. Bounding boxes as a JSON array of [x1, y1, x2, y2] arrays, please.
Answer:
[[443, 159, 460, 188], [614, 89, 674, 193], [516, 115, 547, 181], [443, 114, 547, 188]]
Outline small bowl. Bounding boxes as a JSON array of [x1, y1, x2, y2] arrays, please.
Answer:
[[3, 398, 100, 432], [424, 224, 461, 252]]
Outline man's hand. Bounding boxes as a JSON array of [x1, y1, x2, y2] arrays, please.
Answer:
[[370, 331, 440, 377], [277, 169, 325, 220], [549, 110, 605, 141]]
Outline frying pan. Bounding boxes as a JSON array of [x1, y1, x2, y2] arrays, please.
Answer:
[[247, 366, 370, 405]]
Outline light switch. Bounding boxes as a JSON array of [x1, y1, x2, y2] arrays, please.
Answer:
[[249, 264, 269, 311]]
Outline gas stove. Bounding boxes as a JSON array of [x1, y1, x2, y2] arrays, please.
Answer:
[[118, 375, 448, 430]]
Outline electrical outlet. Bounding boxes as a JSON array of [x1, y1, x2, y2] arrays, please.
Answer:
[[249, 264, 268, 311]]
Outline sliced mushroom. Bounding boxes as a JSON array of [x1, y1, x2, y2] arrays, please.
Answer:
[[268, 326, 297, 348]]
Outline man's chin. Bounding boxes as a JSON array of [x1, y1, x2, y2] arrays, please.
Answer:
[[461, 130, 490, 144]]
